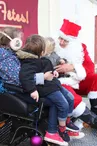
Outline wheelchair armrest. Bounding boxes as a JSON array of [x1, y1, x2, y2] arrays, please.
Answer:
[[0, 92, 28, 116], [4, 83, 24, 93], [3, 83, 46, 119]]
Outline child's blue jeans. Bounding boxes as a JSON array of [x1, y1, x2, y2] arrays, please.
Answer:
[[46, 86, 74, 121], [14, 86, 74, 133]]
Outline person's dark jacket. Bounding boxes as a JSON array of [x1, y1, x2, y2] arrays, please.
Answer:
[[19, 57, 61, 97]]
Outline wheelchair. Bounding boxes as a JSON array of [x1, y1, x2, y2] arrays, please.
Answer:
[[0, 83, 57, 146]]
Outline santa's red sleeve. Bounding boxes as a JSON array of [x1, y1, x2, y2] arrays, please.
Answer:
[[82, 43, 95, 75]]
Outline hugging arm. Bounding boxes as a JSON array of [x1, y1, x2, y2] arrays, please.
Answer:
[[35, 73, 44, 85], [19, 63, 37, 93], [35, 71, 54, 84], [19, 61, 40, 102]]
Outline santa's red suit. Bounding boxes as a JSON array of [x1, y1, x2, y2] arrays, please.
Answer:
[[55, 19, 97, 126]]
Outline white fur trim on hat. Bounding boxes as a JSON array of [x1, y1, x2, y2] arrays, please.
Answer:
[[59, 31, 77, 41], [72, 101, 86, 117]]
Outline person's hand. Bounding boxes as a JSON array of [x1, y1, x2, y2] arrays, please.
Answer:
[[44, 71, 54, 81], [55, 63, 74, 73], [59, 59, 66, 64], [53, 70, 59, 78], [30, 90, 39, 102]]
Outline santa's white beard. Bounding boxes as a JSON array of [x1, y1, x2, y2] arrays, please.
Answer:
[[55, 40, 84, 64]]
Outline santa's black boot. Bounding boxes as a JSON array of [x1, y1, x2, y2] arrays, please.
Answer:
[[89, 99, 97, 115], [78, 107, 97, 128]]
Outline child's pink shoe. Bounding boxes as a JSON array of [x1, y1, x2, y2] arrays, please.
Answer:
[[67, 131, 85, 139], [44, 131, 68, 146]]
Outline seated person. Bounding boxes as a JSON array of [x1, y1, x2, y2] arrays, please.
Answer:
[[45, 37, 79, 89], [44, 36, 97, 130]]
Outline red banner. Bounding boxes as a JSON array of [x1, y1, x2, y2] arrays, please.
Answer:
[[0, 0, 38, 41]]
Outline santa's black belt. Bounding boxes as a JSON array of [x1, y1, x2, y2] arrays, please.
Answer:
[[59, 74, 70, 78]]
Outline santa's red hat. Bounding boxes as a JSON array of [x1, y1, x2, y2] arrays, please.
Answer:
[[59, 19, 81, 41]]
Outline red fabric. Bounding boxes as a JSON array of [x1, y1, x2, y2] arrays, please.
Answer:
[[62, 84, 82, 109], [75, 74, 97, 95], [74, 44, 97, 95], [60, 19, 81, 37], [59, 125, 66, 132], [66, 117, 70, 124], [82, 43, 94, 75]]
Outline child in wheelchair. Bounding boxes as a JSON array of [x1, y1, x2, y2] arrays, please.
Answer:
[[0, 27, 58, 146]]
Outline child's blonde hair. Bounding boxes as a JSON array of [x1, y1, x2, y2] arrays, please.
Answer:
[[45, 37, 55, 55]]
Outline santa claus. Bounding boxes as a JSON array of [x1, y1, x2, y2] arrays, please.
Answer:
[[55, 19, 97, 127]]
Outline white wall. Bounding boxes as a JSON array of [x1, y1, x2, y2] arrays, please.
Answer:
[[38, 0, 60, 37], [73, 0, 95, 62], [38, 0, 50, 36]]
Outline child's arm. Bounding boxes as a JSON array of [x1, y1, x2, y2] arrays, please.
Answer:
[[35, 71, 54, 85], [19, 61, 37, 94], [35, 73, 44, 85]]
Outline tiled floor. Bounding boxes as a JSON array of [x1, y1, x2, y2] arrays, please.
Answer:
[[69, 127, 97, 146]]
